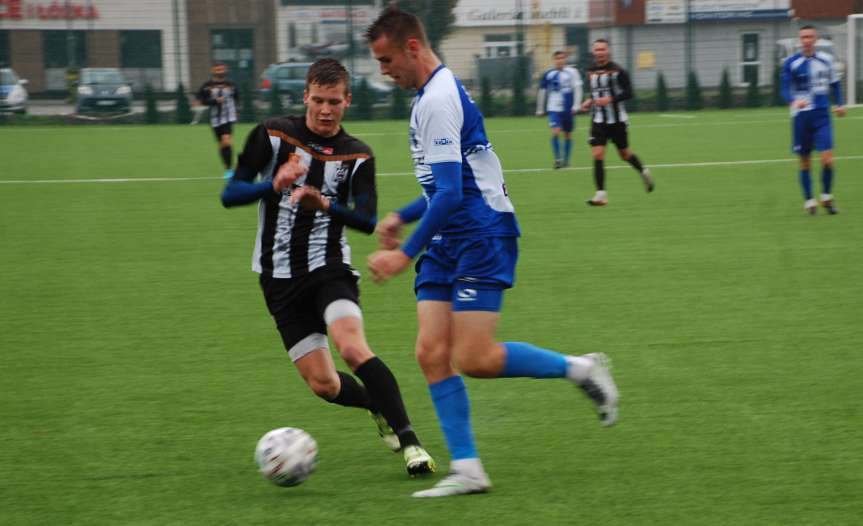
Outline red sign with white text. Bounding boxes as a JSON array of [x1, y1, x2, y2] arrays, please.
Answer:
[[0, 0, 99, 20]]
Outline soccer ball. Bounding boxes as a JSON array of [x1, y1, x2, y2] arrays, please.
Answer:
[[254, 427, 318, 487]]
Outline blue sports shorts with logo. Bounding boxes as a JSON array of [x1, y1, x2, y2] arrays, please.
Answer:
[[792, 108, 833, 155], [415, 236, 518, 312], [548, 111, 574, 133]]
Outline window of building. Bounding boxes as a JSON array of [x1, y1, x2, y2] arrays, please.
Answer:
[[43, 30, 87, 68], [211, 29, 255, 85], [120, 30, 162, 68], [0, 31, 9, 67], [484, 33, 524, 58], [741, 32, 761, 86]]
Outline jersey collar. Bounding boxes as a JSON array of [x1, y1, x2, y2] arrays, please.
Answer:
[[418, 64, 446, 96]]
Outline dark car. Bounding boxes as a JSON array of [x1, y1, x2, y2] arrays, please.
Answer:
[[0, 68, 28, 114], [258, 62, 392, 106], [76, 68, 133, 114]]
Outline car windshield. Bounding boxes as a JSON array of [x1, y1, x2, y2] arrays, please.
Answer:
[[82, 70, 126, 84], [0, 70, 17, 85]]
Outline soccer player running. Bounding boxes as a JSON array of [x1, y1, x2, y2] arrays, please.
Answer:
[[581, 39, 654, 206], [220, 58, 435, 477], [780, 25, 845, 215], [197, 62, 239, 179], [536, 50, 583, 169], [365, 7, 619, 498]]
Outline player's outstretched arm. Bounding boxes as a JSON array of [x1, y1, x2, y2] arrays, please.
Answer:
[[221, 125, 280, 208]]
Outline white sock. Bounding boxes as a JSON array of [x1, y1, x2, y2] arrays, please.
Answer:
[[821, 193, 832, 201], [595, 190, 607, 200], [566, 356, 593, 382], [451, 458, 486, 479]]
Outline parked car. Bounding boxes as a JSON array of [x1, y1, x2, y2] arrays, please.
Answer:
[[258, 62, 393, 106], [0, 68, 29, 114], [76, 68, 133, 114]]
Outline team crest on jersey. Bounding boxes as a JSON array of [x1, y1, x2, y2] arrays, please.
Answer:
[[335, 162, 350, 183]]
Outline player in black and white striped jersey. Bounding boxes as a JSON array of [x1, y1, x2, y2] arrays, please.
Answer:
[[580, 39, 654, 206], [220, 58, 435, 477], [197, 62, 239, 179]]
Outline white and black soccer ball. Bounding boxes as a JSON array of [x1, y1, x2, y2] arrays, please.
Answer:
[[254, 427, 318, 487]]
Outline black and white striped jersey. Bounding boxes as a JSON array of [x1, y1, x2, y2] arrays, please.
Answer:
[[587, 61, 633, 125], [197, 80, 239, 127], [236, 116, 376, 279]]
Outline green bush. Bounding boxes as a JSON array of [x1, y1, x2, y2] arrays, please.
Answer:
[[480, 77, 494, 117], [718, 69, 733, 109], [389, 86, 408, 119], [174, 83, 192, 124], [144, 84, 159, 124], [240, 81, 257, 123], [772, 65, 784, 107], [354, 78, 374, 120], [745, 77, 761, 108], [686, 71, 703, 110], [656, 72, 669, 111]]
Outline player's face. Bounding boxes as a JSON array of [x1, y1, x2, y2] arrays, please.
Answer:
[[592, 42, 609, 65], [370, 35, 417, 89], [304, 81, 351, 138], [212, 65, 227, 80], [799, 29, 817, 55], [553, 53, 567, 69]]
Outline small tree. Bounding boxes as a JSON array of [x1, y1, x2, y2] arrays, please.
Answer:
[[686, 71, 703, 110], [510, 56, 528, 116], [354, 78, 374, 120], [480, 76, 494, 117], [174, 83, 192, 124], [655, 72, 669, 111], [745, 76, 761, 107], [269, 86, 284, 116], [144, 84, 159, 124], [389, 87, 408, 119], [718, 68, 733, 109], [240, 81, 257, 123]]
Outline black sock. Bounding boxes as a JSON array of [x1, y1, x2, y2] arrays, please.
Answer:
[[354, 357, 420, 448], [627, 154, 644, 173], [594, 159, 605, 190], [220, 145, 232, 169], [326, 371, 373, 410]]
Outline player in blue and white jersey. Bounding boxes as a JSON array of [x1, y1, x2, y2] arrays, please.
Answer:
[[364, 7, 619, 498], [780, 25, 846, 215], [536, 50, 583, 169]]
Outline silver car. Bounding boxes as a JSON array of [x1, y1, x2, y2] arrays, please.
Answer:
[[0, 68, 29, 114], [76, 68, 133, 114]]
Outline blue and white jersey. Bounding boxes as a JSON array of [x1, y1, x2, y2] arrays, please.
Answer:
[[409, 65, 519, 239], [539, 66, 582, 113], [781, 51, 842, 116]]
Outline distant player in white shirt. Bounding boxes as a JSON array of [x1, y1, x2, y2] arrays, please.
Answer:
[[365, 6, 618, 499], [536, 51, 582, 169], [780, 25, 845, 215]]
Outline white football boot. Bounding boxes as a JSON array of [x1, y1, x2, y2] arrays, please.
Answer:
[[568, 353, 619, 427], [403, 445, 436, 477], [804, 198, 818, 215], [369, 411, 401, 452], [412, 470, 491, 498]]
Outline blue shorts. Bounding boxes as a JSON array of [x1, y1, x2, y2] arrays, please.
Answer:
[[548, 111, 574, 133], [415, 236, 518, 312], [792, 109, 833, 155]]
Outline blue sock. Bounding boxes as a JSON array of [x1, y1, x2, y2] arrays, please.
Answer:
[[564, 139, 572, 164], [551, 136, 560, 160], [429, 375, 477, 460], [799, 169, 812, 200], [500, 342, 568, 378], [822, 165, 833, 194]]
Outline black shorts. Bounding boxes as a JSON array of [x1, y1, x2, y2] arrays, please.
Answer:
[[259, 267, 360, 354], [212, 122, 233, 140], [589, 122, 629, 149]]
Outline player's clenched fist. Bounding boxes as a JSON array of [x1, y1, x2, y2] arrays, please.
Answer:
[[273, 153, 308, 192], [367, 249, 411, 283], [375, 212, 404, 250]]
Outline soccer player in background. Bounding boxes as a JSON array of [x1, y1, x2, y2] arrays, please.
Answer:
[[536, 50, 583, 169], [197, 62, 239, 179], [581, 39, 654, 206], [219, 58, 435, 477], [365, 7, 619, 498], [780, 25, 845, 215]]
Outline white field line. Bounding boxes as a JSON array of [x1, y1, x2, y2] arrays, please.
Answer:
[[3, 155, 863, 185]]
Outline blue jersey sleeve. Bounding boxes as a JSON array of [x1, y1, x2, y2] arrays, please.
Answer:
[[830, 81, 843, 106], [400, 162, 462, 259], [780, 57, 792, 104]]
